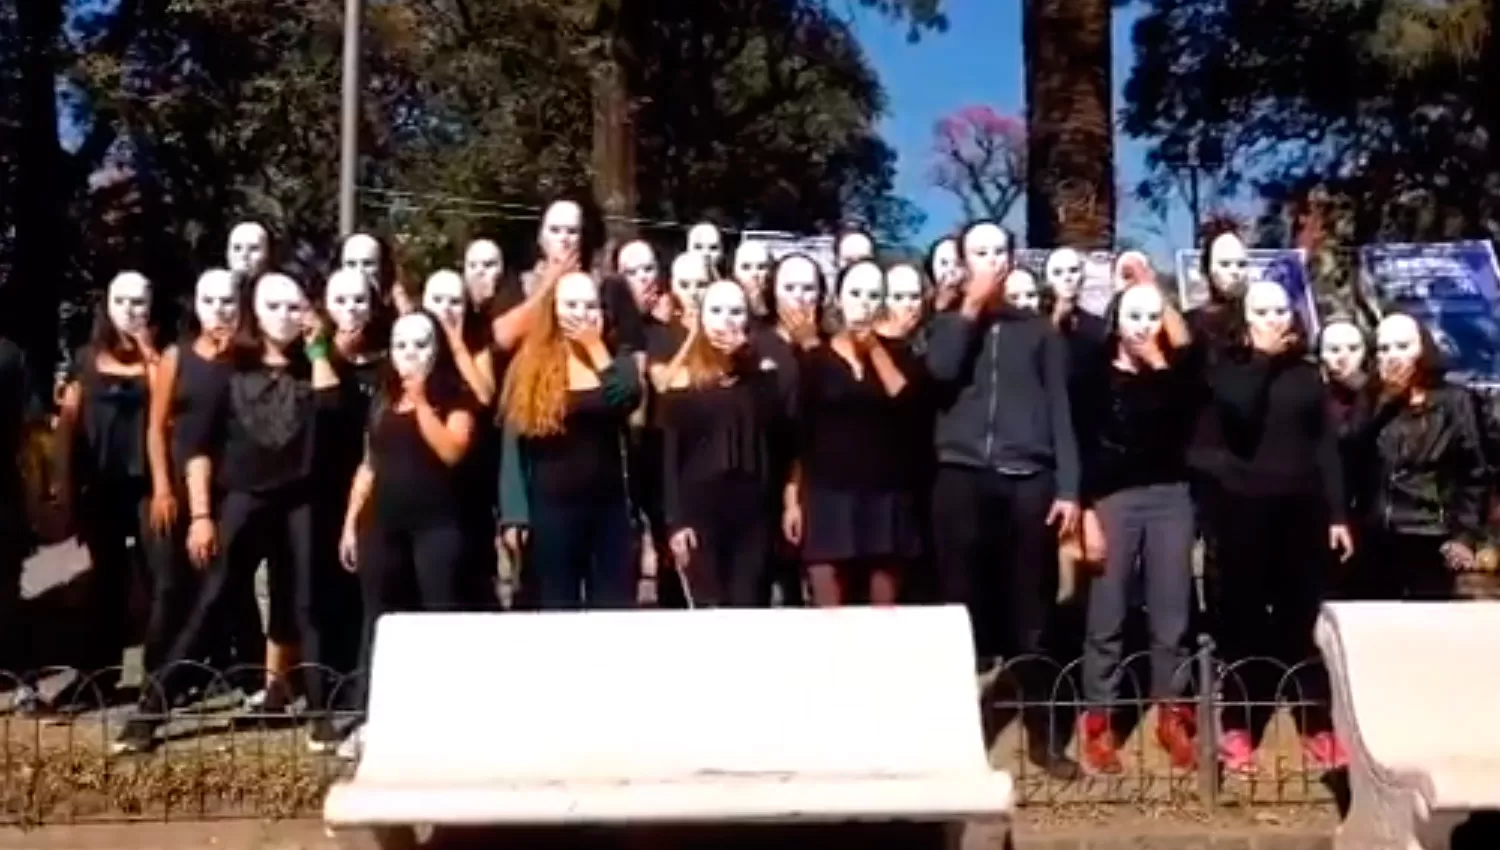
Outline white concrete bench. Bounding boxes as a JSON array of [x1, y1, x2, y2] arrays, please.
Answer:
[[1315, 601, 1500, 850], [324, 606, 1012, 846]]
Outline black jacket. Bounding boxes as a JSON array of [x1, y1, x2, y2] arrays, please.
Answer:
[[1357, 383, 1489, 544], [925, 306, 1080, 500]]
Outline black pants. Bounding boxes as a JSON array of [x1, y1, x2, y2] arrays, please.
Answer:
[[678, 478, 768, 608], [1347, 529, 1455, 600], [528, 488, 635, 610], [1208, 486, 1331, 738], [350, 519, 468, 711], [313, 481, 365, 689], [0, 502, 29, 675], [932, 465, 1063, 745], [74, 479, 151, 693], [144, 488, 325, 714]]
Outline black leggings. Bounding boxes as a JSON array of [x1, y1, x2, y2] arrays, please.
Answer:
[[74, 480, 151, 693], [527, 489, 635, 610], [677, 478, 768, 608], [350, 520, 468, 711], [144, 488, 325, 713]]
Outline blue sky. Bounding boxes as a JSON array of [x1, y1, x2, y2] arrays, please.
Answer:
[[847, 0, 1196, 261]]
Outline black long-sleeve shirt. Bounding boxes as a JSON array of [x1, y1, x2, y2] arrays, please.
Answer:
[[799, 341, 929, 493], [1083, 350, 1197, 500], [925, 306, 1080, 499]]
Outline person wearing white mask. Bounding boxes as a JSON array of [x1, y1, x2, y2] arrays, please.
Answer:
[[115, 272, 344, 755], [685, 222, 725, 275], [836, 229, 875, 270], [1356, 312, 1486, 602], [643, 251, 714, 371], [789, 260, 927, 608], [924, 219, 1082, 780], [52, 271, 161, 712], [878, 263, 926, 342], [491, 197, 586, 353], [926, 236, 964, 312], [731, 241, 773, 317], [226, 222, 271, 281], [615, 239, 670, 324], [1076, 282, 1199, 775], [654, 280, 782, 606], [498, 271, 643, 610], [423, 269, 495, 405], [462, 239, 504, 308], [335, 310, 480, 759], [1199, 279, 1351, 775]]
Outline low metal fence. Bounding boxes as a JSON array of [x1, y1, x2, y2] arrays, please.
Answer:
[[0, 640, 1341, 825]]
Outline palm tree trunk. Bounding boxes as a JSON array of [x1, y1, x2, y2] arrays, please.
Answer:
[[12, 0, 66, 374], [1023, 0, 1114, 250]]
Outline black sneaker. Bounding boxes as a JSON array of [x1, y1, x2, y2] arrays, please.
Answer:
[[110, 719, 156, 756]]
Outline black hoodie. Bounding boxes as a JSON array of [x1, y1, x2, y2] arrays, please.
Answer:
[[925, 305, 1079, 499]]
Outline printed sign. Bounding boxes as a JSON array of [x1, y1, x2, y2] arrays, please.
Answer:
[[1016, 249, 1116, 317], [739, 230, 838, 282], [1359, 240, 1500, 385], [1175, 247, 1319, 333]]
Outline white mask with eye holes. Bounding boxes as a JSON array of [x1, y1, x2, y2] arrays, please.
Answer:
[[1375, 313, 1423, 380], [539, 201, 583, 262], [838, 232, 875, 269], [884, 264, 924, 323], [686, 223, 724, 273], [701, 280, 749, 348], [1244, 279, 1293, 342], [1319, 321, 1367, 384], [463, 239, 503, 304], [194, 269, 239, 335], [1045, 248, 1085, 301], [618, 240, 660, 306], [391, 313, 438, 380], [341, 233, 382, 290], [839, 262, 885, 330], [733, 242, 772, 302], [774, 256, 822, 311], [325, 269, 373, 334], [671, 252, 712, 313], [106, 272, 152, 336], [1208, 233, 1251, 298], [932, 238, 963, 289], [422, 270, 467, 328], [1003, 269, 1041, 313], [227, 222, 270, 277], [1117, 284, 1164, 345], [253, 273, 307, 346], [962, 222, 1012, 282], [554, 272, 603, 333]]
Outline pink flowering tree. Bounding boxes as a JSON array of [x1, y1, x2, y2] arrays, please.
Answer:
[[929, 106, 1027, 221]]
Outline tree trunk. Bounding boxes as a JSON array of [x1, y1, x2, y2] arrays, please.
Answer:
[[1023, 0, 1114, 250], [11, 0, 66, 375], [591, 0, 636, 271]]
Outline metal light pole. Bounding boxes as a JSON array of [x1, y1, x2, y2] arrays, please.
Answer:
[[338, 0, 364, 237]]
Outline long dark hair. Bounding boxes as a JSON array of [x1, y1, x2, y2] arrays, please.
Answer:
[[375, 310, 466, 414], [231, 272, 310, 369], [1223, 281, 1310, 359], [955, 219, 1015, 265], [1374, 313, 1446, 392], [924, 235, 958, 283], [86, 285, 156, 366], [535, 191, 605, 270]]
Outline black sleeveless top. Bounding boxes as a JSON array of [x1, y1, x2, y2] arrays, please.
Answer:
[[171, 344, 231, 475], [73, 349, 149, 487]]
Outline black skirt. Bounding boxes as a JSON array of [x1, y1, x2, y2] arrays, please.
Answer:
[[801, 485, 923, 563]]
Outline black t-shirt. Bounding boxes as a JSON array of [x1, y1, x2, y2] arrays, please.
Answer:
[[171, 345, 232, 475], [370, 386, 481, 531]]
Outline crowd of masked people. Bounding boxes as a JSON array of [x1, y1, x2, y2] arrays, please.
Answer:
[[0, 195, 1495, 779]]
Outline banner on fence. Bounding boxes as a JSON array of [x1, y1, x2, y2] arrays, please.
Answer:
[[739, 230, 838, 281], [1175, 247, 1319, 333], [1016, 249, 1116, 317], [1359, 240, 1500, 386]]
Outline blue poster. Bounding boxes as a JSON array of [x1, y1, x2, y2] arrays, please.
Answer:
[[1174, 247, 1320, 334], [1360, 241, 1500, 385]]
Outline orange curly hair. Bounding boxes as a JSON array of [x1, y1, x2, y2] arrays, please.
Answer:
[[500, 292, 571, 437]]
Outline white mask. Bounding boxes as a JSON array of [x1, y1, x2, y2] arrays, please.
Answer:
[[106, 272, 152, 336], [1243, 279, 1293, 339], [618, 241, 660, 307], [1045, 248, 1085, 301], [1320, 321, 1367, 383], [422, 270, 467, 327], [701, 280, 749, 342], [555, 272, 602, 330], [932, 238, 963, 289], [253, 273, 307, 346], [1003, 269, 1041, 313], [884, 264, 924, 322], [1208, 233, 1251, 297], [325, 268, 373, 334], [227, 222, 269, 277], [1375, 314, 1423, 377], [733, 242, 772, 299], [194, 269, 239, 334], [774, 256, 822, 311], [463, 239, 503, 304], [539, 201, 583, 262], [837, 232, 875, 269], [391, 313, 438, 380], [671, 252, 712, 312], [686, 223, 724, 273], [341, 233, 382, 290], [962, 223, 1011, 282], [839, 262, 885, 330], [1117, 284, 1164, 345]]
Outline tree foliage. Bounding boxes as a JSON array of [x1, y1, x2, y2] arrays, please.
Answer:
[[929, 105, 1027, 223]]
